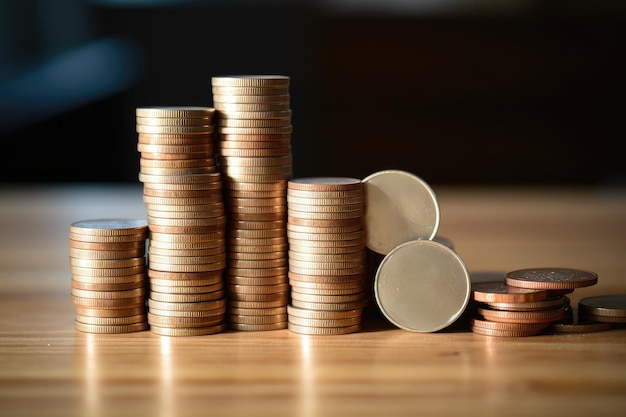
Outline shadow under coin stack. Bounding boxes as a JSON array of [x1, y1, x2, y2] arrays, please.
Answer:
[[470, 267, 598, 337], [286, 177, 369, 335], [69, 219, 149, 334], [135, 106, 228, 336], [211, 75, 293, 331]]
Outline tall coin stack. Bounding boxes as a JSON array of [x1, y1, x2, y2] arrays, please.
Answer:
[[136, 106, 228, 336], [69, 219, 149, 334], [211, 75, 293, 331], [286, 178, 369, 335]]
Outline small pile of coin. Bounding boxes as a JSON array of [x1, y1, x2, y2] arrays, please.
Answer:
[[286, 177, 369, 335], [211, 75, 293, 331], [470, 267, 598, 337], [578, 295, 626, 324], [69, 219, 149, 334], [136, 106, 227, 336]]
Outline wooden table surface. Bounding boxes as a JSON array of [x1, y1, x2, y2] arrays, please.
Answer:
[[1, 183, 625, 417]]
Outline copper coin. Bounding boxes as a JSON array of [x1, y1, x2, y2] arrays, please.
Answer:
[[74, 306, 145, 317], [229, 322, 287, 331], [149, 323, 226, 336], [75, 321, 148, 334], [472, 282, 548, 303], [550, 309, 615, 333], [505, 267, 598, 290], [578, 295, 626, 317], [287, 323, 361, 335], [287, 305, 363, 319], [477, 306, 566, 324], [288, 316, 362, 328]]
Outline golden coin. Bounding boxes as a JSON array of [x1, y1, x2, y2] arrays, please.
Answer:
[[149, 231, 224, 243], [136, 106, 215, 119], [139, 172, 221, 184], [286, 195, 364, 206], [288, 279, 365, 291], [137, 132, 214, 145], [476, 306, 566, 324], [137, 142, 213, 154], [290, 298, 369, 312], [71, 272, 146, 285], [68, 232, 147, 244], [289, 285, 365, 296], [148, 261, 226, 273], [136, 124, 213, 134], [144, 196, 224, 207], [142, 182, 222, 193], [288, 316, 361, 328], [148, 246, 225, 257], [286, 209, 362, 220], [149, 323, 226, 336], [218, 127, 292, 138], [287, 229, 365, 242], [227, 275, 287, 286], [69, 247, 145, 260], [228, 220, 285, 230], [147, 224, 226, 235], [214, 102, 290, 112], [70, 265, 146, 278], [140, 151, 214, 161], [472, 282, 549, 304], [223, 173, 292, 183], [286, 223, 362, 235], [228, 292, 289, 302], [219, 133, 291, 142], [148, 253, 226, 265], [74, 321, 148, 334], [222, 164, 292, 176], [287, 305, 363, 319], [290, 291, 367, 304], [227, 282, 290, 295], [287, 203, 362, 214], [287, 323, 361, 335], [228, 204, 287, 214], [213, 93, 290, 104], [149, 239, 225, 251], [140, 166, 217, 177], [69, 257, 146, 269], [228, 229, 285, 240], [225, 180, 287, 191], [219, 147, 292, 158], [147, 268, 222, 281], [226, 189, 286, 199], [287, 188, 363, 199], [288, 259, 365, 272], [216, 109, 291, 120], [228, 313, 287, 325], [225, 242, 287, 253], [136, 116, 212, 126], [217, 118, 290, 128], [140, 156, 216, 168], [70, 219, 148, 237], [221, 155, 292, 167], [227, 197, 287, 207], [286, 216, 362, 228], [288, 177, 362, 192], [71, 295, 146, 309], [149, 276, 223, 287], [147, 207, 225, 219], [74, 306, 145, 317], [68, 239, 145, 251], [150, 282, 223, 295], [288, 271, 366, 284], [505, 267, 599, 290], [71, 279, 145, 292], [76, 314, 146, 326], [228, 306, 287, 316], [147, 313, 224, 328], [228, 258, 287, 269], [147, 298, 226, 312], [227, 236, 286, 246], [147, 215, 226, 227], [71, 287, 146, 300], [147, 308, 226, 318], [150, 290, 225, 303], [229, 322, 287, 331], [228, 299, 286, 309], [211, 75, 290, 87], [211, 85, 289, 96], [226, 266, 288, 278], [286, 237, 366, 248], [228, 212, 287, 222]]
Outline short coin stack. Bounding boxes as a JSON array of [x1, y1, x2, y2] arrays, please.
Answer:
[[470, 267, 598, 337], [69, 219, 149, 334], [578, 295, 626, 324], [136, 106, 228, 336], [211, 75, 293, 331], [286, 177, 369, 335]]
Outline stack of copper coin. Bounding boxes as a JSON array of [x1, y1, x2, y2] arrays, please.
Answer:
[[578, 295, 626, 325], [69, 219, 149, 334], [286, 177, 369, 335], [136, 106, 227, 336], [211, 75, 292, 331], [470, 267, 598, 337]]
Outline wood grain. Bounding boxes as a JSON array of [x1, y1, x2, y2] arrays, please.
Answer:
[[1, 184, 625, 417]]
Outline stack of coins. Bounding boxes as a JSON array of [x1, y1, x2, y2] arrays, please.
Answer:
[[470, 267, 598, 337], [286, 177, 369, 335], [136, 106, 228, 336], [69, 219, 149, 334], [211, 75, 293, 331], [578, 295, 626, 325]]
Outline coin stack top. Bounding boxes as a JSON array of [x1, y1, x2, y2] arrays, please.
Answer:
[[136, 106, 228, 336], [69, 219, 149, 334], [212, 75, 293, 331], [286, 177, 368, 335]]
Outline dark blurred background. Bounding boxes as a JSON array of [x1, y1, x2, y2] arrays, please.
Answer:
[[1, 0, 625, 186]]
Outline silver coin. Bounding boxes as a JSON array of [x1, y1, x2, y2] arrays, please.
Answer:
[[362, 170, 440, 255], [374, 239, 470, 332]]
